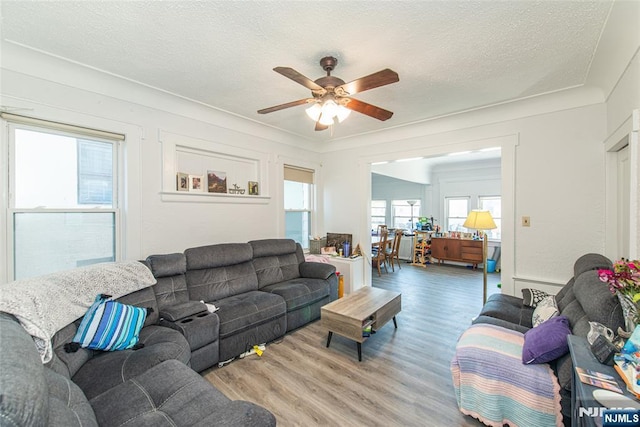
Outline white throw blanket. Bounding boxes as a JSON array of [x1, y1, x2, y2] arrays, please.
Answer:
[[0, 261, 156, 363]]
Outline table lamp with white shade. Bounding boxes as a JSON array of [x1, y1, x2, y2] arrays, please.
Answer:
[[463, 210, 497, 304]]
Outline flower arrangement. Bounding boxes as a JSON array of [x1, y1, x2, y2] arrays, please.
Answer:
[[599, 259, 640, 327], [599, 259, 640, 295]]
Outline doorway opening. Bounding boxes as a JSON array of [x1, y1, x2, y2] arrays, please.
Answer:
[[370, 148, 503, 299]]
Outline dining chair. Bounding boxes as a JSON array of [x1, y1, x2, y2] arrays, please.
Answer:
[[376, 224, 388, 236], [386, 229, 404, 271], [372, 230, 389, 276]]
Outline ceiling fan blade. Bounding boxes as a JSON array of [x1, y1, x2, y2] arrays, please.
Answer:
[[274, 67, 325, 93], [315, 113, 329, 131], [334, 69, 399, 96], [257, 98, 313, 114], [343, 98, 394, 121], [315, 121, 329, 131]]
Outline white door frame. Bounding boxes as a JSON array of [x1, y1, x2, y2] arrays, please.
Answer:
[[605, 109, 639, 260]]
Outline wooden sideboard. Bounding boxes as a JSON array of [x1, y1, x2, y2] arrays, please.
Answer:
[[430, 237, 483, 269]]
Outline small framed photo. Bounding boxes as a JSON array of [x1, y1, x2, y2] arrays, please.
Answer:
[[207, 170, 227, 193], [188, 175, 204, 192], [248, 181, 259, 195], [177, 172, 189, 192]]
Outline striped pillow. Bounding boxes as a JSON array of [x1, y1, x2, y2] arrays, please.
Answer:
[[70, 294, 148, 351]]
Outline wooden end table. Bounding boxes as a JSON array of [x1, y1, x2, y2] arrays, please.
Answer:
[[321, 287, 401, 361]]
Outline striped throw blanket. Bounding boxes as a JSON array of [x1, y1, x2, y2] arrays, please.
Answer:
[[451, 324, 563, 427]]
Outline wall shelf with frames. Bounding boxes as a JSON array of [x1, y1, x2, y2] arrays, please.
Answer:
[[160, 131, 271, 204]]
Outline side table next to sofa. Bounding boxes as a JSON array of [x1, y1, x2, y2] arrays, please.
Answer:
[[320, 255, 364, 295], [568, 335, 637, 427]]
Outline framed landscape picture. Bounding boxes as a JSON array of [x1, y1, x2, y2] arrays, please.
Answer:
[[188, 175, 203, 192], [177, 172, 189, 192], [248, 181, 259, 195], [207, 170, 227, 193]]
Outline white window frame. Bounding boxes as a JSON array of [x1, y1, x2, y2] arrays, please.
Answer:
[[445, 196, 469, 232], [392, 199, 421, 230], [5, 119, 121, 280], [371, 200, 387, 231], [284, 165, 315, 250], [479, 195, 502, 241]]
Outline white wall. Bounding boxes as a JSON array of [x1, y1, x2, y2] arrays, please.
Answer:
[[371, 161, 432, 185], [321, 103, 607, 296], [371, 173, 427, 229], [1, 28, 637, 293], [430, 158, 501, 231], [371, 174, 426, 202], [0, 44, 323, 283], [591, 0, 640, 260], [604, 48, 640, 260], [372, 158, 502, 229], [337, 0, 640, 292]]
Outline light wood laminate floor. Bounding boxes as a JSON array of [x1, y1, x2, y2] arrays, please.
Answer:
[[203, 263, 501, 426]]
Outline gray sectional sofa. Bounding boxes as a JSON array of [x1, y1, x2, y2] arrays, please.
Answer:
[[0, 312, 276, 427], [0, 238, 337, 426], [471, 253, 624, 423]]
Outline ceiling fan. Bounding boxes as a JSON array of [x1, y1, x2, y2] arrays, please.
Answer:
[[258, 56, 399, 131]]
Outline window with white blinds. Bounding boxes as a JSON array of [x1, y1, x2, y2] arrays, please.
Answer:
[[4, 114, 122, 280], [284, 165, 314, 250]]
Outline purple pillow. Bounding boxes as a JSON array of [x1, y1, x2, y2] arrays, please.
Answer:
[[522, 315, 571, 364]]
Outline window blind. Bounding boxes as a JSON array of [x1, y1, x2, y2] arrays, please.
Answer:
[[1, 113, 125, 141], [284, 165, 314, 184]]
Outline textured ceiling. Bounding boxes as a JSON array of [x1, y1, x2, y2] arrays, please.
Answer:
[[1, 1, 613, 142]]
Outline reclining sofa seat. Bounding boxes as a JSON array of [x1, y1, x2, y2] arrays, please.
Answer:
[[184, 243, 287, 362], [249, 239, 338, 332], [145, 253, 221, 372], [471, 253, 624, 420], [46, 284, 192, 401]]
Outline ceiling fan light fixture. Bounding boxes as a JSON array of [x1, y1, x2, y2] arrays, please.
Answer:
[[336, 105, 351, 123], [306, 100, 350, 126], [318, 112, 335, 126], [305, 103, 322, 121], [321, 99, 338, 118]]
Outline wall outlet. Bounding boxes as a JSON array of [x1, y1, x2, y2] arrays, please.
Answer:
[[522, 216, 531, 227]]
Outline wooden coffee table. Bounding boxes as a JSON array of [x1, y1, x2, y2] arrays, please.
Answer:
[[321, 287, 401, 361]]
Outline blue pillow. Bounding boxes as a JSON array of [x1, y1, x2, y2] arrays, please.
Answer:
[[522, 315, 571, 364], [69, 294, 148, 352]]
